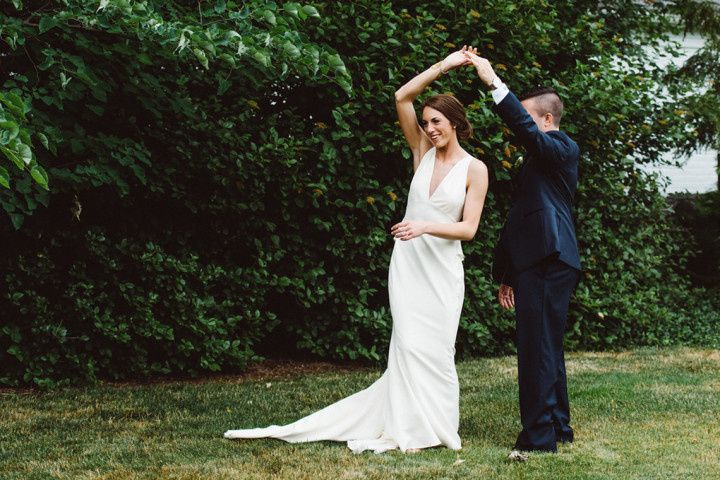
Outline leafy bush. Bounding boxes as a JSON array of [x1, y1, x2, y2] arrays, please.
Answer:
[[1, 0, 718, 387], [1, 227, 277, 387]]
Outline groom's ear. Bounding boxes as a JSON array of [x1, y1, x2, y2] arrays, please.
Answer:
[[545, 112, 560, 129]]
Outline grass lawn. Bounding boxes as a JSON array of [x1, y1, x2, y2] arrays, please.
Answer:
[[1, 347, 719, 479]]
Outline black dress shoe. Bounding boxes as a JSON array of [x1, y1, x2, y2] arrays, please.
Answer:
[[557, 435, 574, 444]]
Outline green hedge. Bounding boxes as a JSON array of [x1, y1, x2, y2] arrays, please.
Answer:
[[1, 1, 718, 387], [1, 227, 276, 387]]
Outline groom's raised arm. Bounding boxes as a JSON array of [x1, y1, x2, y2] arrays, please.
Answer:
[[462, 49, 578, 170], [493, 91, 576, 169]]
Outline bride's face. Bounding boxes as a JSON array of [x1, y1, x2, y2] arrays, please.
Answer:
[[421, 107, 455, 148]]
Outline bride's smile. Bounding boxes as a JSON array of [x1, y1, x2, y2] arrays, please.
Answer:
[[422, 106, 458, 150]]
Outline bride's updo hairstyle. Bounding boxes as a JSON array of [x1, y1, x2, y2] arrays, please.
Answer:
[[421, 94, 473, 140]]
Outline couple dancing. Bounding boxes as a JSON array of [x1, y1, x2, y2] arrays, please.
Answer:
[[225, 47, 581, 458]]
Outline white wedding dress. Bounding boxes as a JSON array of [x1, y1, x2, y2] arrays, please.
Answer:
[[225, 148, 472, 453]]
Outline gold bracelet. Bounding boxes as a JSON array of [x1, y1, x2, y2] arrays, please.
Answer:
[[433, 61, 446, 76]]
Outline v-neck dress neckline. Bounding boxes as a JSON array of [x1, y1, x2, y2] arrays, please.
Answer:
[[428, 150, 470, 200]]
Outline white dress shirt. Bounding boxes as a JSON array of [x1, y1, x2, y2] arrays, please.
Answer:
[[491, 80, 510, 104]]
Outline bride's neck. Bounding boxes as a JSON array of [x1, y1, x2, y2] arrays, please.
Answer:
[[435, 141, 463, 163]]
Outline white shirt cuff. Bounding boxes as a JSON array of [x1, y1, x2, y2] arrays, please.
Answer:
[[491, 82, 509, 104]]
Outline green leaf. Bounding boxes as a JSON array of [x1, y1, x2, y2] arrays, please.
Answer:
[[336, 77, 352, 95], [306, 46, 320, 74], [283, 41, 301, 58], [200, 39, 216, 56], [236, 38, 248, 56], [0, 121, 20, 145], [17, 143, 32, 165], [0, 166, 9, 188], [9, 212, 24, 230], [60, 72, 71, 89], [129, 164, 147, 185], [36, 133, 49, 150], [18, 128, 31, 145], [38, 50, 55, 71], [217, 77, 231, 95], [193, 48, 209, 69], [302, 5, 320, 18], [38, 16, 58, 34], [219, 53, 236, 67], [327, 53, 347, 74], [0, 92, 27, 120], [264, 10, 276, 26], [285, 2, 300, 17], [136, 53, 152, 65], [252, 50, 270, 68], [175, 30, 191, 53], [0, 146, 24, 170], [30, 165, 49, 190]]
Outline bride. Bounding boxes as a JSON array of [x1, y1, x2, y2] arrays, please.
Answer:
[[225, 47, 489, 453]]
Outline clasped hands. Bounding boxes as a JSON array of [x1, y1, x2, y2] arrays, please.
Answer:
[[439, 45, 500, 88]]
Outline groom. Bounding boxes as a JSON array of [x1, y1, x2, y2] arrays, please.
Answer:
[[464, 50, 582, 456]]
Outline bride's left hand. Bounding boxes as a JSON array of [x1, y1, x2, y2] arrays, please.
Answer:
[[391, 220, 428, 240]]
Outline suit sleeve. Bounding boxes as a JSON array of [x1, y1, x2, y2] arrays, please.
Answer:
[[495, 91, 576, 170]]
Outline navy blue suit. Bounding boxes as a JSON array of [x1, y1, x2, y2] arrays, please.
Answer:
[[491, 91, 582, 452]]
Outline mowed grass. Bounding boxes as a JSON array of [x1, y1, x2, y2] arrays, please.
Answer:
[[1, 348, 719, 480]]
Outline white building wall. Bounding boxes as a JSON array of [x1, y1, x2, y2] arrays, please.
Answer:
[[651, 34, 717, 193]]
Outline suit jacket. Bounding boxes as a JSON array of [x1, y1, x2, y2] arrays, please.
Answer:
[[491, 91, 581, 285]]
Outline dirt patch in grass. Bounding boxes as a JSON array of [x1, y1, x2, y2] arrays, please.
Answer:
[[0, 359, 376, 395], [101, 359, 375, 390], [242, 359, 374, 380]]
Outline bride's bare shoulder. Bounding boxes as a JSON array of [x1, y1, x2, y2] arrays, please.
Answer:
[[467, 157, 488, 178]]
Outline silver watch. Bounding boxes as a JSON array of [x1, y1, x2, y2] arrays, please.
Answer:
[[490, 77, 503, 90]]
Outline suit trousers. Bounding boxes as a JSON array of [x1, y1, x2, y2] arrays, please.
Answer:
[[513, 257, 580, 452]]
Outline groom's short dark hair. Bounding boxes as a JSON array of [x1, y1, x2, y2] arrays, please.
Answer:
[[519, 87, 564, 126]]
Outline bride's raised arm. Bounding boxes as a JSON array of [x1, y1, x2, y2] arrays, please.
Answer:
[[394, 47, 470, 171]]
